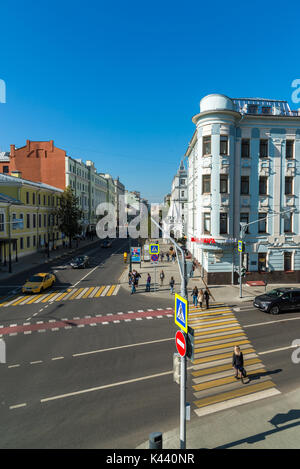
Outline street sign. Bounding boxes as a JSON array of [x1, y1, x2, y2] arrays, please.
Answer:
[[149, 243, 159, 255], [175, 293, 188, 333], [238, 240, 244, 252], [175, 330, 186, 357], [151, 254, 159, 263]]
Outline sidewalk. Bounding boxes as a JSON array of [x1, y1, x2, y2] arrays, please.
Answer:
[[137, 387, 300, 449], [0, 237, 101, 281], [119, 250, 300, 304]]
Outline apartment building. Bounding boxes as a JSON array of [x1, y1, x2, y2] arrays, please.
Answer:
[[186, 94, 300, 284]]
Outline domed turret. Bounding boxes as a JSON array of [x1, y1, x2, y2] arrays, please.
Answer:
[[200, 94, 234, 113]]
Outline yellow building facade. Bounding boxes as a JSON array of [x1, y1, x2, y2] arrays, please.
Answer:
[[0, 174, 64, 263]]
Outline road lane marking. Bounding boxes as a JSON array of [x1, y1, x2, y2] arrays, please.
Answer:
[[94, 286, 105, 297], [244, 317, 300, 328], [9, 403, 27, 410], [71, 264, 99, 288]]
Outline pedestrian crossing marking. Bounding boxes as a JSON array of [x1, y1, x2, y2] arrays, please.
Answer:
[[0, 284, 121, 308], [194, 380, 276, 409], [188, 303, 280, 417]]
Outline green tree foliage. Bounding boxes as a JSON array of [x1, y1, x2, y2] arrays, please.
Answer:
[[55, 186, 83, 247]]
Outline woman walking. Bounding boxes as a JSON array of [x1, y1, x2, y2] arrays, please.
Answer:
[[170, 276, 175, 294], [232, 346, 246, 381], [204, 288, 210, 309], [198, 289, 204, 308], [146, 273, 151, 292], [192, 286, 198, 307], [160, 270, 165, 287]]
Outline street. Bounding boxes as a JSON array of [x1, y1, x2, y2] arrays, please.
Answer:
[[0, 237, 300, 449]]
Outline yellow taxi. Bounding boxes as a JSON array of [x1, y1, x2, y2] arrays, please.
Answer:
[[22, 273, 56, 294]]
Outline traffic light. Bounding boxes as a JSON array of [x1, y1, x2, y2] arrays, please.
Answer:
[[186, 327, 195, 361]]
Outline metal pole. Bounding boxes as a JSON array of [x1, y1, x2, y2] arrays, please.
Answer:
[[239, 247, 242, 298], [8, 206, 12, 273], [150, 216, 187, 449]]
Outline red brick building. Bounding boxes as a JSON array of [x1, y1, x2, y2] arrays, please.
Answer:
[[0, 140, 66, 190]]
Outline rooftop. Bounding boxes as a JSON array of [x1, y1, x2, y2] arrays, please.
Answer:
[[232, 97, 299, 116]]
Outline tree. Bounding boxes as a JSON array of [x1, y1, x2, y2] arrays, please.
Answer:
[[55, 186, 83, 248]]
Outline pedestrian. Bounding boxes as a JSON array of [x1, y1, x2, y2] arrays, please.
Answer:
[[172, 252, 176, 263], [146, 273, 151, 292], [232, 346, 246, 381], [160, 270, 165, 287], [170, 276, 175, 294], [166, 252, 170, 262], [131, 275, 136, 294], [135, 271, 141, 286], [204, 288, 210, 309], [198, 289, 204, 308], [161, 252, 164, 262], [192, 286, 198, 306], [128, 271, 132, 286]]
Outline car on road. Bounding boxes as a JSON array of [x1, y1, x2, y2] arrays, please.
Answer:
[[101, 240, 112, 248], [70, 255, 90, 269], [22, 273, 56, 294], [253, 287, 300, 314]]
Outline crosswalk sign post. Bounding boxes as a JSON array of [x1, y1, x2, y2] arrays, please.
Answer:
[[174, 293, 188, 450]]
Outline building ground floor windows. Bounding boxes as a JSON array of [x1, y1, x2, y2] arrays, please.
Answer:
[[188, 238, 300, 284]]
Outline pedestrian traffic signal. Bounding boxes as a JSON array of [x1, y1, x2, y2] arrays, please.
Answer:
[[186, 327, 194, 361]]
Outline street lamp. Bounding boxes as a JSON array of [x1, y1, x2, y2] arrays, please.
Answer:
[[239, 208, 296, 298]]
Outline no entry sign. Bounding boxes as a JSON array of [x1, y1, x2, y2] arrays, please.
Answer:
[[175, 330, 186, 357]]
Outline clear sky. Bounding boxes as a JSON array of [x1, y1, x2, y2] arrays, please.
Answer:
[[1, 0, 299, 202]]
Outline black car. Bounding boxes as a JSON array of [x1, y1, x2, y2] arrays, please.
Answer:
[[253, 288, 300, 314], [101, 240, 112, 248], [70, 256, 90, 269]]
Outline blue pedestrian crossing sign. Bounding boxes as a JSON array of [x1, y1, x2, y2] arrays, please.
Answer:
[[238, 240, 243, 253], [149, 243, 160, 255], [174, 294, 188, 333]]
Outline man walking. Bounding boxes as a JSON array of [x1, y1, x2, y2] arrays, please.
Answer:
[[160, 270, 165, 287], [146, 273, 151, 292], [204, 288, 210, 309]]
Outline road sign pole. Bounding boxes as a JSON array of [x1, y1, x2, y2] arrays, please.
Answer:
[[239, 248, 242, 298], [180, 351, 186, 449]]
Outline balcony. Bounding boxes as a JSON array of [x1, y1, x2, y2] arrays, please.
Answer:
[[285, 195, 296, 207], [286, 159, 296, 176], [259, 196, 269, 208], [259, 159, 270, 176]]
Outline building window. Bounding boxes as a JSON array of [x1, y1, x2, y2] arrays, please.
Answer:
[[32, 193, 35, 205], [220, 213, 228, 234], [33, 214, 36, 228], [181, 191, 185, 197], [241, 139, 250, 158], [258, 253, 267, 272], [38, 194, 41, 205], [3, 165, 9, 174], [286, 140, 294, 159], [284, 212, 293, 233], [33, 235, 36, 247], [0, 213, 4, 232], [259, 176, 268, 195], [180, 179, 186, 185], [284, 252, 293, 271], [220, 175, 228, 194], [43, 195, 46, 205], [203, 213, 211, 234], [27, 237, 30, 248], [26, 213, 30, 229], [39, 214, 41, 228], [202, 175, 211, 194], [44, 214, 47, 227], [259, 139, 268, 158], [240, 213, 249, 234], [241, 176, 249, 195], [285, 177, 293, 195], [220, 136, 228, 155], [26, 192, 29, 204], [203, 136, 211, 156], [258, 213, 267, 233], [20, 238, 24, 250]]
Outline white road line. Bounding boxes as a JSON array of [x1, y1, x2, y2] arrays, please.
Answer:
[[3, 296, 23, 307], [51, 357, 64, 361], [259, 344, 299, 355], [244, 317, 300, 328], [41, 369, 175, 403], [101, 285, 110, 296], [30, 361, 43, 365], [76, 287, 89, 299], [33, 294, 50, 304], [71, 265, 100, 288], [89, 286, 101, 298], [49, 292, 63, 302], [9, 403, 27, 410], [112, 284, 121, 296], [8, 364, 20, 368], [73, 337, 174, 358]]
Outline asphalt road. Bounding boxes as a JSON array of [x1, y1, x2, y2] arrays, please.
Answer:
[[1, 243, 300, 448]]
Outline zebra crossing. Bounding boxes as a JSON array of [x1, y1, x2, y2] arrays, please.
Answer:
[[0, 284, 121, 308], [188, 303, 280, 417]]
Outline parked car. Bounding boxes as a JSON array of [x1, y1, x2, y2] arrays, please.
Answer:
[[253, 287, 300, 314], [22, 273, 56, 294], [70, 256, 90, 269], [101, 240, 112, 248]]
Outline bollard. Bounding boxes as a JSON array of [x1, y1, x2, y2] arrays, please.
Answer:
[[149, 432, 162, 449]]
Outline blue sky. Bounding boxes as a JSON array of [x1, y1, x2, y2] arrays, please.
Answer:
[[1, 0, 299, 202]]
